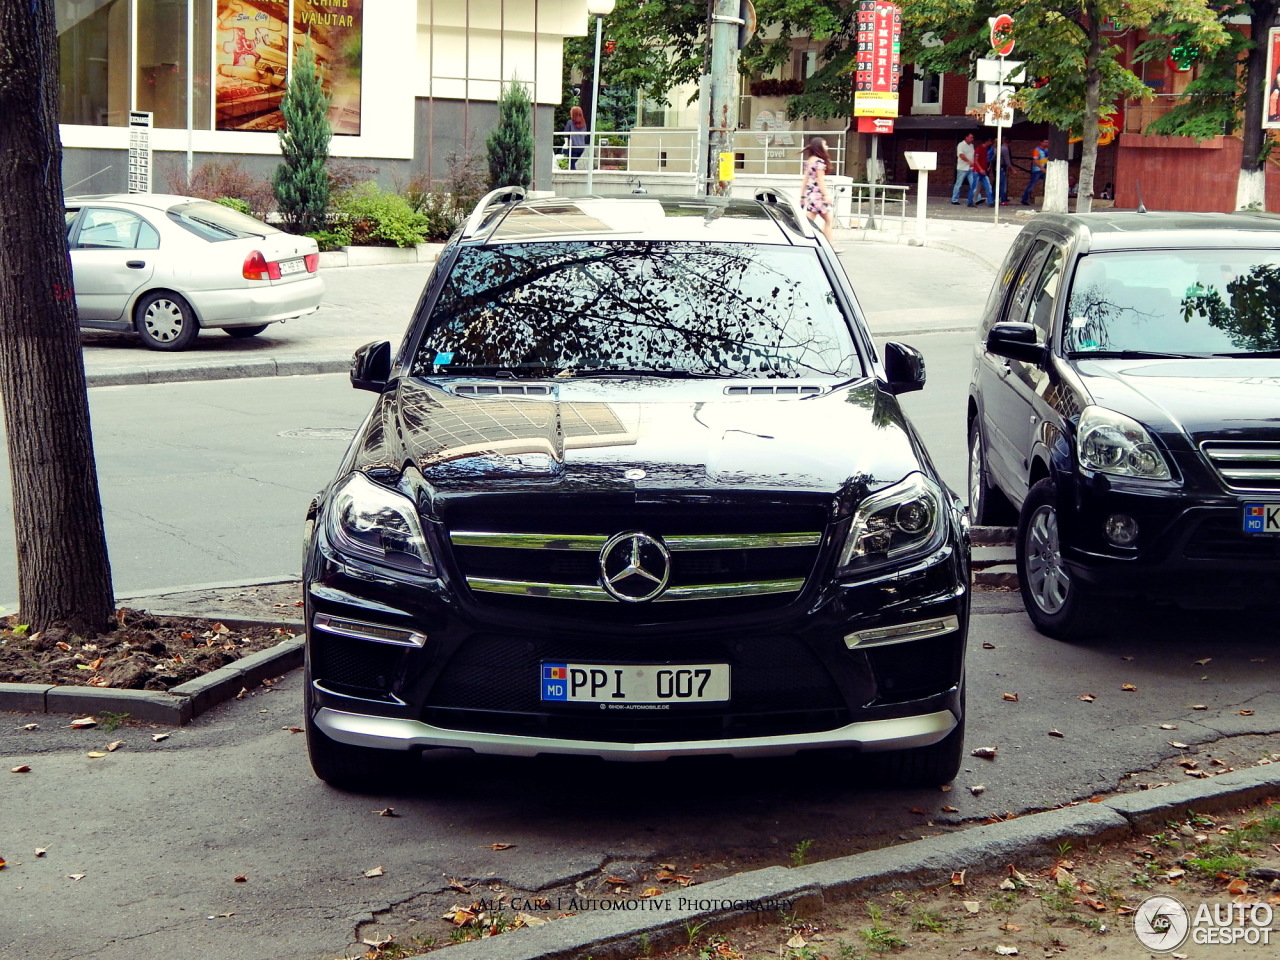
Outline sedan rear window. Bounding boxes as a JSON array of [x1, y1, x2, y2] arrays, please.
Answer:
[[167, 201, 277, 241], [1066, 250, 1280, 356], [411, 241, 861, 379]]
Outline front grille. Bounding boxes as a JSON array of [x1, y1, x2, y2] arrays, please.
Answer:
[[1184, 515, 1280, 562], [1201, 441, 1280, 493], [311, 633, 404, 695]]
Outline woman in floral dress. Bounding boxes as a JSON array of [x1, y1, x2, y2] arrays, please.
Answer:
[[801, 137, 839, 249]]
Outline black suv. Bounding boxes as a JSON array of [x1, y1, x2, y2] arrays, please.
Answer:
[[303, 189, 970, 788], [969, 211, 1280, 640]]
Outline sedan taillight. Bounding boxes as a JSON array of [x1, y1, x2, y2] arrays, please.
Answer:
[[305, 253, 319, 273], [242, 250, 281, 281]]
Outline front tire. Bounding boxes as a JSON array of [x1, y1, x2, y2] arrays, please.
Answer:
[[224, 324, 269, 339], [135, 291, 199, 351], [1016, 478, 1106, 641], [866, 711, 965, 788], [967, 419, 1017, 525], [304, 678, 416, 791]]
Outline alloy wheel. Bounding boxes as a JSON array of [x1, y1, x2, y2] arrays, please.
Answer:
[[1024, 503, 1070, 614]]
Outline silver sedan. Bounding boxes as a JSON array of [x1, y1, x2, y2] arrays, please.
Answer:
[[66, 193, 324, 351]]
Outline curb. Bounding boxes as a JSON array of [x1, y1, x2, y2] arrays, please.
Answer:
[[86, 356, 349, 389], [428, 765, 1280, 960]]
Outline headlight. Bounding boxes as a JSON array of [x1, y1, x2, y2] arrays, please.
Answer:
[[836, 472, 947, 576], [325, 472, 436, 574], [1076, 406, 1170, 480]]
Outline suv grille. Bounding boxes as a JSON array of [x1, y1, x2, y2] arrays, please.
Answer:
[[1201, 441, 1280, 493]]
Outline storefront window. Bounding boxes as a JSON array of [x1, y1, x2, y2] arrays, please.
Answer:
[[59, 0, 132, 126], [136, 0, 214, 129]]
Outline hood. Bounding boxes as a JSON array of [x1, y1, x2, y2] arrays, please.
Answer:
[[1075, 358, 1280, 442], [346, 378, 928, 513]]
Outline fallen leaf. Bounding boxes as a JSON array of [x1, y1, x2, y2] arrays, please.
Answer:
[[86, 752, 107, 759], [940, 783, 953, 793], [365, 866, 385, 878], [105, 741, 123, 752], [1048, 729, 1065, 738], [0, 857, 5, 869], [1192, 704, 1208, 710], [970, 784, 986, 796], [1077, 881, 1096, 894], [995, 947, 1018, 956], [942, 805, 959, 813], [1007, 865, 1030, 883], [87, 656, 104, 671], [786, 935, 807, 949], [87, 677, 108, 687], [21, 723, 39, 731], [982, 642, 996, 649], [1050, 863, 1074, 883], [1121, 683, 1138, 692], [282, 727, 303, 734], [362, 934, 393, 949], [659, 862, 677, 871], [374, 807, 400, 817], [639, 887, 663, 898], [151, 733, 170, 742], [1227, 878, 1249, 895], [1160, 724, 1179, 730], [68, 717, 96, 729], [1185, 769, 1208, 778], [206, 912, 235, 919], [999, 923, 1022, 932], [516, 911, 548, 926], [1169, 741, 1189, 749], [1240, 710, 1256, 716], [963, 901, 980, 913], [1079, 896, 1107, 912], [485, 843, 516, 851], [212, 622, 230, 635], [1166, 869, 1185, 880], [999, 878, 1017, 890], [233, 874, 247, 883], [950, 869, 966, 886], [1116, 905, 1136, 915], [1078, 694, 1096, 703], [442, 905, 476, 924], [909, 807, 927, 815], [447, 877, 470, 892], [56, 641, 71, 651], [35, 848, 47, 857], [971, 746, 997, 759], [1177, 759, 1198, 769], [1194, 658, 1212, 666], [1088, 796, 1105, 803], [11, 765, 30, 773], [235, 687, 248, 700], [1002, 692, 1019, 702], [68, 873, 85, 881], [1210, 757, 1227, 767]]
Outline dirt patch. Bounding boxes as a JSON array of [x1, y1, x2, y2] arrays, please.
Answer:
[[0, 606, 298, 691]]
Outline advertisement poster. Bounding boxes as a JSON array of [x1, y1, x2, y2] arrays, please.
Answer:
[[1266, 27, 1280, 130], [215, 0, 362, 134], [853, 0, 901, 128]]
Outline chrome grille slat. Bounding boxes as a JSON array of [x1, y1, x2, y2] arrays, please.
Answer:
[[465, 576, 806, 601], [1201, 441, 1280, 493], [450, 531, 821, 551]]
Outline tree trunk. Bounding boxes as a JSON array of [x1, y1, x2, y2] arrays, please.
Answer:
[[1044, 127, 1072, 212], [1074, 14, 1105, 214], [1237, 0, 1278, 210], [0, 0, 115, 635]]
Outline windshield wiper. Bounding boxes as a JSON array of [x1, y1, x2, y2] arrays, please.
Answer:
[[566, 368, 739, 379], [1069, 349, 1204, 360], [1208, 349, 1280, 358]]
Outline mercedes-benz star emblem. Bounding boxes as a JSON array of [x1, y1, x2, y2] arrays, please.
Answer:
[[599, 531, 670, 603]]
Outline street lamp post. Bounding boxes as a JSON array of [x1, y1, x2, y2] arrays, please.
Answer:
[[585, 0, 616, 195]]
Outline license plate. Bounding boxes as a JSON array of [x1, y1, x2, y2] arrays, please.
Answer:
[[278, 257, 305, 276], [540, 663, 730, 703], [1243, 502, 1280, 535]]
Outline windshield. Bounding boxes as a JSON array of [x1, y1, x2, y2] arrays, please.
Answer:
[[167, 201, 276, 241], [410, 241, 861, 379], [1065, 249, 1280, 356]]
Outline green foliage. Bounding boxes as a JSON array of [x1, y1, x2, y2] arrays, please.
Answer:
[[100, 711, 129, 732], [487, 79, 534, 190], [214, 197, 252, 215], [331, 183, 429, 248], [305, 227, 352, 252], [789, 838, 815, 867], [273, 41, 332, 234], [166, 159, 275, 221]]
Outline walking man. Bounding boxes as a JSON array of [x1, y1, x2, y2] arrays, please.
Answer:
[[996, 140, 1012, 204], [969, 139, 993, 206], [1021, 139, 1049, 205], [951, 133, 975, 204]]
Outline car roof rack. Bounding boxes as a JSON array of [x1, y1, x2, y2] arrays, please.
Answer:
[[461, 185, 526, 240], [753, 188, 814, 239]]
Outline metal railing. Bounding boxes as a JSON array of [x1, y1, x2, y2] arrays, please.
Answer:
[[843, 183, 911, 231], [552, 128, 851, 178]]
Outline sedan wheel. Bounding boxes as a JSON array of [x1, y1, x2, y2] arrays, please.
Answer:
[[1015, 478, 1106, 641], [136, 291, 199, 351]]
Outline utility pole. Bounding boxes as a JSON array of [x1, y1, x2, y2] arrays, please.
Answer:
[[705, 0, 742, 195]]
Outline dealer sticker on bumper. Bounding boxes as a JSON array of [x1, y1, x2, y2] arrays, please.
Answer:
[[541, 663, 730, 703], [1243, 503, 1280, 535]]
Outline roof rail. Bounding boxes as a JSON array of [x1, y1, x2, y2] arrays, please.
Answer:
[[753, 188, 814, 239], [461, 185, 526, 239]]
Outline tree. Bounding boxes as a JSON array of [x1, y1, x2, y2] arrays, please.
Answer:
[[487, 79, 535, 190], [0, 0, 115, 634], [274, 41, 331, 234], [1140, 0, 1279, 210]]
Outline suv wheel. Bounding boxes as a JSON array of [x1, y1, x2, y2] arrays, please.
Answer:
[[967, 420, 1016, 525], [1016, 479, 1106, 641], [304, 675, 416, 790], [866, 709, 965, 787]]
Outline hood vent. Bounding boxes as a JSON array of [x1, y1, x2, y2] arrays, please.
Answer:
[[724, 385, 824, 397], [450, 383, 553, 397]]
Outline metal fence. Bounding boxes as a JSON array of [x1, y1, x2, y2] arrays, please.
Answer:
[[552, 128, 851, 178]]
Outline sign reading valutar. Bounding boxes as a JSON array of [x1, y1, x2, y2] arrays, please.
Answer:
[[215, 0, 363, 134]]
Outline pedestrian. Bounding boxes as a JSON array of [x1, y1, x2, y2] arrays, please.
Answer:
[[951, 133, 975, 204], [969, 138, 993, 206], [801, 136, 840, 249], [995, 140, 1012, 204], [1021, 139, 1049, 205], [564, 105, 588, 170]]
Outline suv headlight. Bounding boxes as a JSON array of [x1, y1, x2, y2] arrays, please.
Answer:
[[325, 472, 436, 574], [836, 472, 947, 576], [1076, 406, 1170, 480]]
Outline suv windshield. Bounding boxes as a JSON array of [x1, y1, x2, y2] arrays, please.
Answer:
[[411, 241, 861, 379], [1065, 249, 1280, 356]]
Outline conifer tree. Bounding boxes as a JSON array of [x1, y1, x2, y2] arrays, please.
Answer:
[[274, 41, 331, 233], [487, 79, 534, 189]]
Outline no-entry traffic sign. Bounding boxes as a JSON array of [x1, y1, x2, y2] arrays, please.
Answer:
[[990, 14, 1014, 56]]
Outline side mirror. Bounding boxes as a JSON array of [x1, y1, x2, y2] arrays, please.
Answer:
[[351, 340, 392, 392], [883, 341, 926, 394], [986, 322, 1047, 366]]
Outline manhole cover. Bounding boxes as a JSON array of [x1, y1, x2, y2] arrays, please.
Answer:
[[278, 428, 354, 440]]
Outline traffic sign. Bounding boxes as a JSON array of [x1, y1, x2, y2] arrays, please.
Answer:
[[989, 14, 1014, 56]]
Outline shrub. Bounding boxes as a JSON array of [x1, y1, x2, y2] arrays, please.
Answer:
[[214, 197, 252, 215], [165, 160, 275, 221], [487, 78, 534, 189], [331, 182, 429, 247], [305, 227, 352, 252], [274, 41, 331, 234]]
